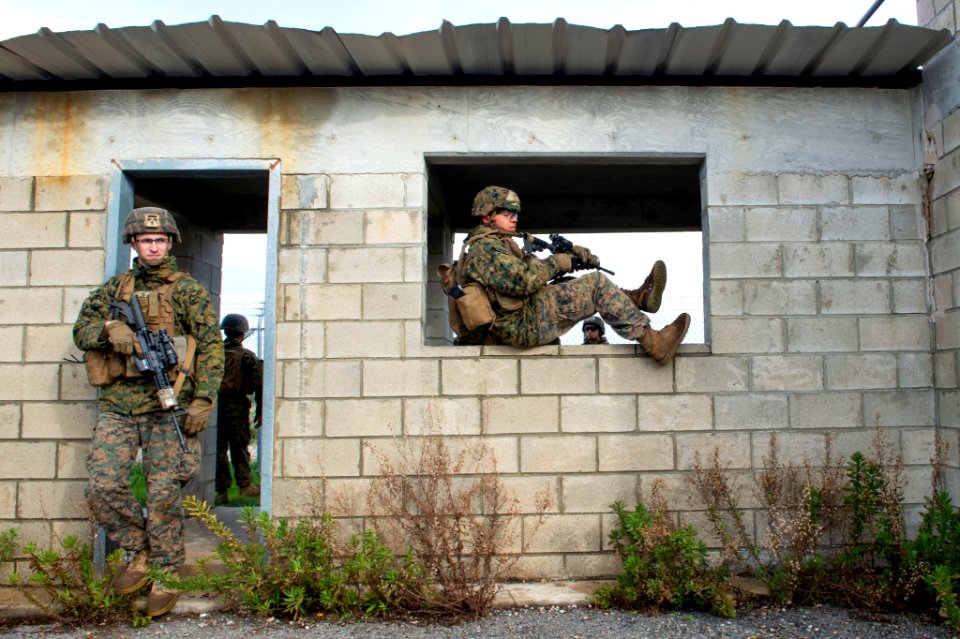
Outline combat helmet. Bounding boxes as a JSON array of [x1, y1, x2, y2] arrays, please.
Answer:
[[122, 207, 181, 243], [471, 185, 521, 217], [221, 313, 250, 334], [582, 315, 606, 336]]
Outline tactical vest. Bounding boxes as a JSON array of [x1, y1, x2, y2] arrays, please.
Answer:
[[220, 344, 245, 394]]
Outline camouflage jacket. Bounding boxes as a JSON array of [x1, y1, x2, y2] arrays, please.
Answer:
[[219, 335, 263, 422], [73, 256, 224, 415], [460, 224, 568, 347]]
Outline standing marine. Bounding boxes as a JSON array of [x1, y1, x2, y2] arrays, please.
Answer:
[[455, 186, 689, 363], [73, 207, 224, 617], [216, 313, 263, 505]]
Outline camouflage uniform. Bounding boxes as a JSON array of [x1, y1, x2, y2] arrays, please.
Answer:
[[73, 256, 224, 569], [461, 224, 651, 347], [216, 335, 262, 494]]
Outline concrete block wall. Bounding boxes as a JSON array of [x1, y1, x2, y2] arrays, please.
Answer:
[[0, 174, 107, 548]]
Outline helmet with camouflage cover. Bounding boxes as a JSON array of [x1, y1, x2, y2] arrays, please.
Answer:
[[582, 315, 605, 336], [220, 313, 250, 334], [471, 185, 521, 217], [122, 207, 181, 243]]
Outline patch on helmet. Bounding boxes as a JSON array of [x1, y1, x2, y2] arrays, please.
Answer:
[[144, 213, 161, 229]]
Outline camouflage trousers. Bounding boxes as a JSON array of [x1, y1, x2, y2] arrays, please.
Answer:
[[215, 397, 253, 494], [85, 411, 201, 569], [493, 271, 651, 347]]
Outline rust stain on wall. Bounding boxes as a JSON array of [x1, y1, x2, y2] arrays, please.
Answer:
[[28, 92, 93, 175]]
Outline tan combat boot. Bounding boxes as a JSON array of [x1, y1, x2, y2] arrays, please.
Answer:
[[112, 549, 150, 594], [146, 569, 179, 618], [622, 260, 667, 313], [639, 313, 690, 365], [239, 484, 261, 497]]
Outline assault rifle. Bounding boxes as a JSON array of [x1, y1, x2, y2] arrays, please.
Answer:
[[523, 233, 615, 275], [109, 295, 188, 451]]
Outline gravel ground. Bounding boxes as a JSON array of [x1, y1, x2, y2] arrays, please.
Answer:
[[0, 605, 953, 639]]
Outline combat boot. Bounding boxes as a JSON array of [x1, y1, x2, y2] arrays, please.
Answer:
[[215, 491, 229, 506], [112, 549, 150, 594], [145, 569, 179, 618], [239, 484, 261, 497], [622, 260, 667, 313], [639, 313, 690, 365]]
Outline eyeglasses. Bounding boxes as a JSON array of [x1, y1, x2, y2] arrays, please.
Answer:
[[135, 237, 170, 246], [496, 210, 519, 220]]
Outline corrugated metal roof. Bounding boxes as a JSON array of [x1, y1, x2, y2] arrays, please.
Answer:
[[0, 16, 952, 90]]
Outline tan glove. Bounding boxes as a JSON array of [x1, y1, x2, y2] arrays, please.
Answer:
[[552, 253, 573, 273], [183, 398, 214, 436], [570, 246, 601, 269], [103, 320, 139, 356]]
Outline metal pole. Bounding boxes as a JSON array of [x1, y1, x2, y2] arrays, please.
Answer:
[[856, 0, 887, 27]]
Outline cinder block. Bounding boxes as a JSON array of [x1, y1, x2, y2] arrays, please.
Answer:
[[498, 475, 559, 513], [675, 432, 751, 470], [598, 433, 674, 471], [0, 251, 28, 286], [302, 321, 326, 359], [778, 174, 848, 205], [744, 207, 817, 241], [57, 441, 90, 478], [402, 173, 424, 208], [403, 247, 424, 283], [271, 478, 326, 518], [299, 360, 361, 398], [282, 174, 329, 210], [676, 356, 749, 392], [24, 325, 75, 362], [860, 315, 933, 351], [851, 174, 920, 205], [710, 243, 782, 279], [0, 213, 66, 249], [564, 553, 622, 579], [820, 279, 890, 315], [362, 434, 516, 475], [35, 175, 107, 211], [598, 357, 675, 392], [901, 428, 937, 465], [716, 393, 788, 430], [303, 210, 364, 245], [17, 480, 87, 518], [484, 396, 559, 434], [899, 353, 934, 388], [637, 394, 712, 431], [282, 438, 360, 477], [826, 353, 898, 390], [707, 173, 778, 206], [301, 284, 361, 320], [863, 390, 935, 426], [743, 280, 817, 315], [274, 322, 301, 360], [754, 431, 835, 467], [30, 250, 103, 286], [523, 514, 601, 553], [365, 210, 423, 244], [328, 247, 404, 283], [329, 174, 405, 209], [0, 481, 15, 518], [935, 351, 958, 389], [706, 207, 744, 242], [932, 231, 960, 274], [521, 435, 596, 473], [0, 289, 66, 324], [441, 358, 517, 395], [278, 247, 327, 284], [0, 442, 57, 478], [820, 206, 890, 240], [68, 212, 105, 247], [560, 395, 636, 433], [856, 242, 926, 276], [520, 359, 596, 395], [362, 283, 420, 319], [22, 402, 95, 439], [0, 363, 59, 400], [62, 287, 92, 325], [60, 362, 96, 400], [710, 281, 743, 315], [892, 280, 928, 314], [508, 555, 565, 581], [790, 392, 862, 429], [0, 403, 20, 439], [325, 321, 402, 358], [0, 326, 23, 363], [0, 177, 32, 211], [326, 398, 401, 437], [274, 399, 324, 438], [404, 397, 481, 435], [782, 243, 854, 277], [936, 310, 960, 350], [562, 474, 636, 513], [786, 317, 859, 352], [365, 359, 439, 396], [891, 205, 922, 240], [752, 355, 823, 391], [711, 318, 783, 353]]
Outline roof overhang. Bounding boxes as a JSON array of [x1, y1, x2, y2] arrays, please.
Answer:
[[0, 16, 953, 92]]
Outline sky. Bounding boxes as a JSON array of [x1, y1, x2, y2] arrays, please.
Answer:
[[0, 0, 920, 42]]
